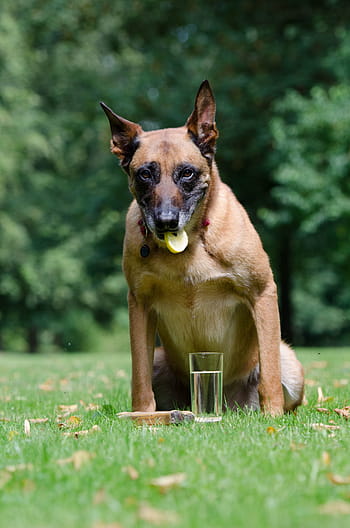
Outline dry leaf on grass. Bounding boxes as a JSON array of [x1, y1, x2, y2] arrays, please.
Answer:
[[138, 503, 179, 525], [80, 401, 100, 411], [0, 470, 12, 489], [310, 361, 328, 369], [305, 378, 317, 387], [67, 415, 82, 426], [311, 423, 341, 431], [93, 488, 108, 505], [29, 418, 49, 424], [150, 473, 186, 494], [321, 451, 331, 466], [0, 417, 11, 422], [290, 442, 306, 451], [57, 450, 96, 470], [266, 426, 277, 434], [333, 379, 349, 388], [62, 424, 101, 438], [327, 473, 350, 485], [316, 407, 330, 414], [334, 406, 350, 420], [57, 404, 79, 417], [5, 463, 34, 472], [24, 419, 31, 435], [122, 466, 139, 480], [319, 500, 350, 514], [38, 380, 55, 391], [7, 430, 19, 441]]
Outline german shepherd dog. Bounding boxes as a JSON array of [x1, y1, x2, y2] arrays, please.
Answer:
[[101, 81, 304, 415]]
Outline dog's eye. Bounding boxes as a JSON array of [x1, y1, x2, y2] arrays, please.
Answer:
[[139, 169, 152, 181], [181, 168, 195, 180]]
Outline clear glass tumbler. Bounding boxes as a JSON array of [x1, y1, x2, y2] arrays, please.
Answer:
[[189, 352, 223, 422]]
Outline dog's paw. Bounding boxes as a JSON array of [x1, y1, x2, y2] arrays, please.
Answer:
[[132, 396, 156, 413]]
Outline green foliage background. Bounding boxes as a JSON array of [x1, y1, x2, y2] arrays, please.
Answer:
[[1, 0, 349, 351]]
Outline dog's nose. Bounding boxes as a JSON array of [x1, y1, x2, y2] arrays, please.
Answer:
[[154, 210, 179, 233]]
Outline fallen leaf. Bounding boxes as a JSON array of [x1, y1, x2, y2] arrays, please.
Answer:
[[305, 378, 317, 386], [290, 442, 306, 451], [333, 379, 349, 388], [62, 425, 101, 438], [39, 380, 55, 391], [266, 426, 277, 434], [319, 500, 350, 514], [321, 451, 331, 466], [146, 457, 156, 468], [122, 465, 139, 480], [316, 407, 330, 414], [24, 419, 31, 435], [334, 406, 350, 420], [83, 402, 100, 411], [5, 463, 34, 472], [327, 473, 350, 485], [57, 450, 96, 470], [7, 431, 19, 441], [93, 488, 107, 505], [29, 418, 49, 424], [150, 473, 186, 494], [67, 416, 82, 426], [57, 403, 78, 416], [310, 361, 328, 369], [0, 417, 11, 422], [22, 479, 36, 492], [138, 503, 179, 525], [311, 423, 341, 431], [0, 470, 12, 489]]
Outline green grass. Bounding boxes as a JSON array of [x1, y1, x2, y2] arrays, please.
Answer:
[[1, 345, 350, 528]]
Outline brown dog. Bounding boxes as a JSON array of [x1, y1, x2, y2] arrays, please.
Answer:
[[101, 81, 304, 415]]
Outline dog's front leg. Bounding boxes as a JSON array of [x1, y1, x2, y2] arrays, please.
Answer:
[[128, 291, 157, 412], [252, 283, 284, 416]]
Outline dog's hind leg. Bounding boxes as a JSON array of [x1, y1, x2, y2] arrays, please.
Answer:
[[224, 343, 304, 412], [152, 347, 191, 411]]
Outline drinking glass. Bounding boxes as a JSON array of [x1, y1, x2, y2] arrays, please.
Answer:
[[189, 352, 223, 422]]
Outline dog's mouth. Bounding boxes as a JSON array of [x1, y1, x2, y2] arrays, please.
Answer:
[[155, 229, 177, 241], [163, 230, 189, 254]]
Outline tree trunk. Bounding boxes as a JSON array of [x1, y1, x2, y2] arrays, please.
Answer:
[[279, 234, 294, 345], [27, 326, 39, 353]]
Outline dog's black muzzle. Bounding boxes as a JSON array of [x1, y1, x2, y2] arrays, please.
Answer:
[[153, 209, 180, 235]]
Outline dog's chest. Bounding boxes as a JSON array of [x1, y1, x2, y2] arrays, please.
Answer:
[[138, 258, 241, 352]]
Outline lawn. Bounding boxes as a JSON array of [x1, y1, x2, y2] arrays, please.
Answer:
[[1, 345, 350, 528]]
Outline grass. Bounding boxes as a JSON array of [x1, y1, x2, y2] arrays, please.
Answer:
[[1, 344, 350, 528]]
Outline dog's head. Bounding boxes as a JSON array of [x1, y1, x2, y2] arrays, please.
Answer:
[[100, 81, 218, 242]]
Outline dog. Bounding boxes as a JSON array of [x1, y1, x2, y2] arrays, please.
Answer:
[[100, 81, 304, 415]]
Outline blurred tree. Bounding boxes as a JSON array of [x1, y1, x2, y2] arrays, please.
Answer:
[[261, 51, 350, 345], [1, 0, 349, 350]]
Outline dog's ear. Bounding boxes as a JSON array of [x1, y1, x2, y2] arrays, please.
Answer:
[[186, 80, 218, 162], [100, 102, 143, 169]]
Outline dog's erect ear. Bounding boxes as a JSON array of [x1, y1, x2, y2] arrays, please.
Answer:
[[186, 80, 218, 162], [100, 102, 143, 169]]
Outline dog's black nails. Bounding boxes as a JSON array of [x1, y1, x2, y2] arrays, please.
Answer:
[[140, 244, 150, 258]]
